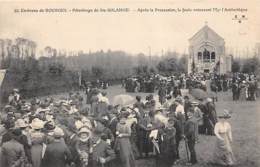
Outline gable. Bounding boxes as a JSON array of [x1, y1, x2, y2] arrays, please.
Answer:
[[189, 25, 224, 45]]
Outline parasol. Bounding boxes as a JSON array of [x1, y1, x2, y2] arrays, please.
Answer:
[[112, 94, 135, 107], [190, 88, 209, 100]]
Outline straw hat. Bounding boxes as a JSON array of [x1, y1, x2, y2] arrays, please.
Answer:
[[53, 127, 64, 138], [206, 98, 213, 103], [30, 118, 44, 130], [147, 123, 153, 128], [175, 97, 183, 103], [13, 88, 19, 92], [78, 127, 91, 142], [190, 101, 199, 106], [15, 119, 28, 128], [218, 109, 231, 119], [44, 121, 56, 131], [78, 127, 91, 135]]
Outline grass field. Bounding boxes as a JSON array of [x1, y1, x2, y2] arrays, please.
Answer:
[[37, 85, 260, 167]]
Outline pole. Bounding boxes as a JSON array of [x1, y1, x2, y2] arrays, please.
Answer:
[[184, 138, 190, 162]]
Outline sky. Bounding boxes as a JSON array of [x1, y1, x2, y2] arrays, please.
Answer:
[[0, 0, 260, 57]]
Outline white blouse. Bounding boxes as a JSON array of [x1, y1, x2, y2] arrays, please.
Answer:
[[214, 122, 232, 142]]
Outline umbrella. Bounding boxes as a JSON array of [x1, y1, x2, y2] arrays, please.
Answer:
[[190, 88, 208, 100], [112, 94, 135, 107]]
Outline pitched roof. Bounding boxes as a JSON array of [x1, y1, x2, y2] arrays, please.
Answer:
[[189, 25, 224, 42]]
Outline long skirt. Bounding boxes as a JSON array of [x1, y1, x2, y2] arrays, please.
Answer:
[[31, 144, 43, 167], [213, 133, 235, 166], [240, 88, 247, 101], [116, 137, 136, 167]]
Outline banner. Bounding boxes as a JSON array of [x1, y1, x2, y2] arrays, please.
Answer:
[[0, 69, 6, 88]]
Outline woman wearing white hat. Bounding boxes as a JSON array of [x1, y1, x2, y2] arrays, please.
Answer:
[[75, 127, 92, 167], [29, 118, 45, 167], [213, 110, 235, 166]]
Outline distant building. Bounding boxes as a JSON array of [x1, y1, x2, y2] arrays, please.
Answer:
[[188, 23, 232, 74]]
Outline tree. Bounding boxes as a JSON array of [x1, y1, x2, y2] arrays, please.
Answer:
[[91, 66, 104, 78], [157, 57, 181, 75], [178, 55, 188, 73], [242, 57, 259, 74], [231, 60, 241, 73]]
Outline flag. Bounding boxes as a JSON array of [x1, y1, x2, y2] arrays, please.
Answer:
[[0, 69, 6, 88]]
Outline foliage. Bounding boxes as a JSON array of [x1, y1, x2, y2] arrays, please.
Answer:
[[0, 38, 187, 101], [231, 60, 241, 73], [241, 56, 259, 74], [91, 66, 104, 78], [156, 54, 187, 75]]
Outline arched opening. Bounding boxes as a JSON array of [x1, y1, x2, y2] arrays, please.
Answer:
[[211, 52, 216, 62], [198, 52, 202, 60], [203, 49, 210, 62]]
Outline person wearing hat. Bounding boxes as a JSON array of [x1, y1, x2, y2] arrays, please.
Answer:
[[172, 86, 182, 98], [90, 93, 99, 117], [157, 117, 177, 167], [114, 115, 136, 167], [239, 81, 248, 101], [1, 115, 15, 144], [133, 96, 145, 119], [213, 110, 235, 166], [75, 127, 92, 167], [95, 117, 115, 147], [88, 126, 116, 167], [174, 97, 185, 161], [1, 129, 26, 167], [158, 84, 167, 105], [29, 118, 45, 167], [43, 121, 57, 144], [14, 119, 32, 164], [96, 96, 109, 118], [184, 96, 192, 120], [184, 111, 198, 165], [204, 98, 217, 136], [41, 127, 72, 167], [8, 89, 21, 108]]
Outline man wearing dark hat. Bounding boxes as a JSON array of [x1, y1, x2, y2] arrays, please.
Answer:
[[41, 127, 72, 167], [1, 129, 26, 167], [204, 98, 217, 136], [133, 96, 145, 119], [184, 112, 198, 165], [158, 85, 167, 105], [88, 127, 116, 167], [1, 116, 15, 144], [184, 96, 192, 120]]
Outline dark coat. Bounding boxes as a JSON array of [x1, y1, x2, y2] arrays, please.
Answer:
[[158, 127, 177, 166], [41, 140, 72, 167], [1, 139, 26, 167], [89, 139, 116, 167], [184, 118, 197, 141]]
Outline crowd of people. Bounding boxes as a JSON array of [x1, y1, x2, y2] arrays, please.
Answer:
[[231, 73, 258, 101], [0, 81, 238, 167], [123, 73, 207, 94]]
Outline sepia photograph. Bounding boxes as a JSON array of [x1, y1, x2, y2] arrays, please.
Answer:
[[0, 0, 260, 167]]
